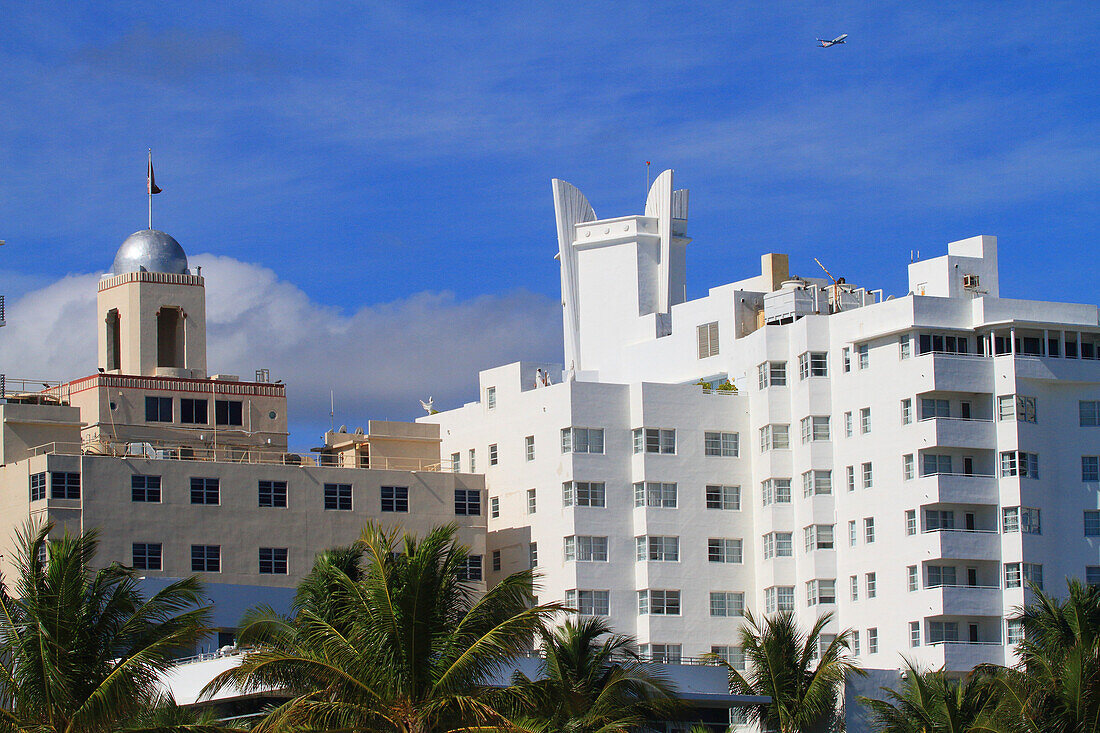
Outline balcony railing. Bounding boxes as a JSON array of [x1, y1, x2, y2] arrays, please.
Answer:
[[921, 528, 998, 534], [926, 640, 1003, 647]]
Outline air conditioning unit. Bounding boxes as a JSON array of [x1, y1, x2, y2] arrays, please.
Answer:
[[963, 274, 980, 289]]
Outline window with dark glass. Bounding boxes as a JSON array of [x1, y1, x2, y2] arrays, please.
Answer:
[[382, 486, 409, 512], [180, 398, 208, 424], [132, 543, 162, 571], [458, 555, 483, 581], [455, 489, 481, 516], [324, 483, 352, 510], [50, 472, 80, 499], [215, 399, 243, 426], [145, 396, 172, 422], [191, 545, 220, 572], [259, 547, 288, 575], [190, 477, 219, 505], [29, 472, 46, 501], [258, 480, 288, 508], [132, 475, 162, 503]]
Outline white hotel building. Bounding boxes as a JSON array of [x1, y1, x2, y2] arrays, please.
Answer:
[[425, 170, 1100, 723]]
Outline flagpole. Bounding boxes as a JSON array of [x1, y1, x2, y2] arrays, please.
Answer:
[[148, 149, 153, 230]]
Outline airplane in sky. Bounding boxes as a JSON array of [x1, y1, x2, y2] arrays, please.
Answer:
[[817, 34, 848, 47]]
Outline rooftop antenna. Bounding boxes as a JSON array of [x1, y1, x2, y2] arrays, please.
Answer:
[[146, 149, 162, 230], [645, 161, 651, 196], [330, 389, 334, 433], [813, 257, 843, 312]]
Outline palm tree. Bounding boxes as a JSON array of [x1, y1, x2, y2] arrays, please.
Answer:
[[719, 609, 863, 733], [859, 659, 997, 732], [506, 616, 682, 732], [0, 521, 212, 732], [980, 579, 1100, 733], [206, 522, 564, 732]]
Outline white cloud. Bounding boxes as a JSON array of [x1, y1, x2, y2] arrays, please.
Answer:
[[0, 256, 563, 448]]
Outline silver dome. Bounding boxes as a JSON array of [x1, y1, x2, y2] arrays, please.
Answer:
[[110, 229, 189, 275]]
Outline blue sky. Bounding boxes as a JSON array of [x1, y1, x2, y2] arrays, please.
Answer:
[[1, 2, 1098, 445]]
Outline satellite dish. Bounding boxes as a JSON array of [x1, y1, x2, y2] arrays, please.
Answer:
[[338, 425, 347, 433]]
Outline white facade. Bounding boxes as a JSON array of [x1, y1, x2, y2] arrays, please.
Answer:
[[426, 171, 1100, 724]]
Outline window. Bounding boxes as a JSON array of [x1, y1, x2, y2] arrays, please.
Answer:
[[900, 335, 912, 359], [708, 538, 743, 563], [565, 589, 610, 616], [804, 524, 834, 552], [848, 520, 857, 546], [842, 347, 851, 373], [864, 517, 875, 543], [866, 572, 877, 598], [761, 478, 792, 506], [1084, 457, 1099, 482], [190, 478, 218, 505], [528, 543, 538, 568], [806, 579, 837, 605], [765, 586, 795, 613], [800, 416, 830, 443], [450, 452, 460, 472], [527, 488, 537, 514], [258, 480, 288, 508], [910, 621, 921, 648], [564, 535, 609, 562], [927, 565, 957, 588], [131, 475, 161, 503], [850, 575, 859, 601], [468, 449, 476, 472], [638, 589, 681, 615], [1002, 506, 1040, 534], [846, 465, 855, 492], [921, 398, 950, 419], [525, 435, 535, 461], [706, 484, 740, 510], [759, 424, 790, 452], [925, 509, 955, 531], [1006, 619, 1025, 646], [640, 643, 682, 663], [1085, 511, 1100, 537], [862, 462, 873, 489], [901, 398, 913, 424], [562, 481, 606, 507], [132, 543, 162, 571], [1005, 562, 1043, 589], [214, 400, 243, 426], [491, 550, 501, 572], [928, 621, 958, 644], [458, 555, 483, 581], [712, 646, 746, 670], [858, 343, 869, 369], [486, 386, 496, 410], [852, 631, 861, 655], [562, 427, 605, 454], [868, 628, 879, 654], [49, 471, 80, 500], [758, 361, 787, 388], [259, 547, 288, 575], [489, 444, 498, 466], [918, 333, 969, 355], [801, 470, 832, 497], [324, 483, 352, 511], [999, 395, 1037, 422], [922, 453, 953, 476], [1000, 451, 1039, 478], [705, 431, 739, 457], [903, 454, 915, 480], [697, 321, 720, 358], [489, 496, 499, 519], [1081, 400, 1100, 426], [860, 407, 871, 434], [798, 351, 828, 379], [844, 411, 853, 437], [1088, 567, 1100, 589], [637, 535, 679, 562], [179, 398, 208, 424], [633, 482, 677, 508], [191, 545, 220, 572], [907, 565, 919, 592], [145, 396, 172, 422], [762, 532, 793, 559], [710, 591, 745, 617], [455, 489, 481, 516], [633, 428, 675, 454], [29, 472, 46, 502], [382, 486, 409, 513], [905, 510, 917, 536]]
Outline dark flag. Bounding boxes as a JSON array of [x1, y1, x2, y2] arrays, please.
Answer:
[[147, 156, 162, 195]]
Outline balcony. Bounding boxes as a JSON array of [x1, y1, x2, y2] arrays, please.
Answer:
[[918, 585, 1004, 616], [1010, 354, 1100, 384], [912, 473, 999, 505], [913, 352, 994, 393], [918, 528, 1000, 561], [916, 417, 995, 450], [922, 641, 1005, 670]]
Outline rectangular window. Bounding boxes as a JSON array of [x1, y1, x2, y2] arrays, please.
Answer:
[[258, 547, 288, 575], [925, 509, 955, 531], [1005, 563, 1042, 589], [1081, 400, 1100, 426], [489, 444, 498, 466], [866, 572, 877, 598], [489, 496, 499, 519], [858, 343, 870, 369], [191, 545, 220, 572], [145, 395, 172, 422], [638, 589, 681, 615], [918, 333, 969, 355], [450, 452, 460, 472], [640, 644, 682, 664], [1000, 451, 1039, 478], [799, 351, 828, 379], [468, 449, 476, 472], [860, 407, 871, 434], [258, 480, 288, 508], [927, 565, 957, 587], [633, 482, 677, 508], [842, 347, 851, 373], [562, 427, 605, 454], [921, 398, 950, 419], [758, 361, 787, 388], [29, 472, 46, 502], [1084, 456, 1099, 482], [900, 335, 911, 359], [907, 565, 918, 592], [706, 484, 740, 510], [49, 472, 80, 500], [527, 488, 537, 514], [927, 621, 959, 644], [528, 542, 538, 568], [190, 477, 218, 505], [801, 470, 832, 497], [637, 535, 680, 562], [712, 646, 746, 670], [850, 575, 859, 601], [762, 532, 793, 559], [131, 475, 162, 503], [633, 428, 676, 454], [901, 398, 913, 424], [806, 579, 837, 606], [214, 399, 243, 426], [1002, 506, 1040, 534], [381, 486, 409, 513], [760, 478, 792, 506], [759, 424, 790, 452], [704, 431, 739, 457], [709, 591, 745, 617], [844, 411, 853, 437], [697, 321, 720, 359], [179, 398, 208, 424], [922, 453, 953, 476], [562, 481, 606, 508], [849, 520, 857, 547], [491, 550, 501, 572], [803, 524, 835, 552], [708, 538, 743, 563], [323, 483, 352, 511], [563, 535, 609, 562], [800, 416, 830, 442], [764, 586, 796, 613], [1006, 619, 1025, 646], [910, 621, 921, 648], [458, 555, 483, 582], [864, 517, 875, 543], [905, 510, 917, 535], [903, 454, 915, 480], [486, 386, 496, 410], [862, 462, 873, 489], [846, 465, 855, 492], [132, 542, 162, 571], [1085, 511, 1100, 537], [1088, 567, 1100, 589], [525, 435, 535, 461], [868, 628, 879, 654], [455, 489, 481, 516], [852, 631, 861, 656], [564, 589, 610, 616]]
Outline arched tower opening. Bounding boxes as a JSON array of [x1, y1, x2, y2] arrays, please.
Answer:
[[156, 307, 184, 368], [105, 309, 121, 371]]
